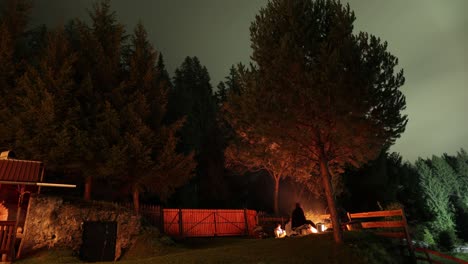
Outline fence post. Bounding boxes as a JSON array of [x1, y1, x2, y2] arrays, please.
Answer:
[[160, 206, 164, 233], [178, 209, 183, 238], [213, 210, 217, 237], [401, 208, 415, 261], [244, 209, 249, 236]]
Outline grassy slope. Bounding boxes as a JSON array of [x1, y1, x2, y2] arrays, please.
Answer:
[[16, 232, 416, 264]]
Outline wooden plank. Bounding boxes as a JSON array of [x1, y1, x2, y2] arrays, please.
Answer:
[[216, 210, 245, 236], [0, 226, 4, 252], [0, 222, 15, 254], [258, 217, 285, 222], [163, 209, 180, 236], [360, 221, 405, 229], [349, 209, 403, 219], [375, 232, 406, 238], [319, 214, 330, 219], [401, 208, 414, 254], [5, 226, 13, 252]]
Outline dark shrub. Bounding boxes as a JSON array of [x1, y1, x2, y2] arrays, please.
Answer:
[[438, 230, 458, 252], [452, 198, 468, 242]]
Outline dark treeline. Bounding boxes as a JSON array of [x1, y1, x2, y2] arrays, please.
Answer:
[[0, 0, 198, 213], [0, 0, 280, 211], [1, 0, 467, 250], [342, 149, 468, 250]]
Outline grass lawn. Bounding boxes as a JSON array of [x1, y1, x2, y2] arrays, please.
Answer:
[[414, 250, 468, 264], [16, 231, 411, 264]]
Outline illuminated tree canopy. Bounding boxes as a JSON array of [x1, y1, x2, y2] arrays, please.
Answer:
[[225, 0, 407, 243]]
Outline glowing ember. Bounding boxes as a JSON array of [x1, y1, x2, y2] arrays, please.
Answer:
[[274, 224, 287, 238], [310, 226, 318, 233], [0, 203, 8, 221]]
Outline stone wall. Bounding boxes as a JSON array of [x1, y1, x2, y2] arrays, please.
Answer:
[[21, 195, 141, 260]]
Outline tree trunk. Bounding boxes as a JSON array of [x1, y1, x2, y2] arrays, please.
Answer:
[[84, 175, 92, 200], [132, 186, 140, 215], [320, 156, 343, 244], [274, 176, 280, 215]]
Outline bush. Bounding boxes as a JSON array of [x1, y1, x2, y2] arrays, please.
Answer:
[[421, 228, 436, 247], [438, 230, 458, 252], [453, 198, 468, 242]]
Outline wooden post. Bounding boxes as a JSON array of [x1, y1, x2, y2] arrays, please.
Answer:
[[160, 206, 164, 234], [401, 208, 415, 260], [9, 185, 25, 262], [16, 192, 33, 259], [243, 209, 249, 236], [178, 209, 183, 238], [37, 166, 45, 194], [213, 211, 217, 237]]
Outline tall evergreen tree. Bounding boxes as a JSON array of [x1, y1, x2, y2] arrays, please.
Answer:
[[109, 23, 195, 212], [169, 57, 216, 153], [0, 0, 32, 149], [215, 65, 241, 106], [168, 57, 226, 207], [12, 28, 78, 165], [453, 149, 468, 206], [226, 0, 407, 243], [416, 157, 456, 232], [341, 150, 405, 212], [223, 65, 317, 214], [69, 0, 126, 200]]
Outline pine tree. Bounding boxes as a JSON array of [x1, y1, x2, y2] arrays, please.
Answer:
[[215, 82, 228, 107], [13, 28, 78, 165], [226, 0, 407, 243], [454, 149, 468, 206], [416, 157, 455, 232], [0, 0, 32, 149], [70, 0, 126, 200], [167, 56, 227, 207], [113, 23, 195, 212]]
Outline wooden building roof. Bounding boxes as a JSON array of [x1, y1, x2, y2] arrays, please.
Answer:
[[0, 159, 44, 183]]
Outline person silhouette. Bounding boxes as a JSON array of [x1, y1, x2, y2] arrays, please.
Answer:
[[291, 202, 306, 229], [291, 202, 317, 231]]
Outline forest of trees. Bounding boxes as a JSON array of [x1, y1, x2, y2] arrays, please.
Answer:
[[1, 0, 467, 249]]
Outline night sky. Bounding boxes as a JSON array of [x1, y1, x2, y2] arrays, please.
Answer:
[[29, 0, 467, 162]]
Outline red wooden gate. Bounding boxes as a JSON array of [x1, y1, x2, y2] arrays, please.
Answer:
[[163, 209, 257, 237]]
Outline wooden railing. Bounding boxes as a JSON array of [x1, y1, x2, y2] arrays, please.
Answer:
[[0, 221, 16, 261], [320, 209, 414, 259], [257, 216, 288, 227]]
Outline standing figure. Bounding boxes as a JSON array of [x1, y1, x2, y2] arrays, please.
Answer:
[[291, 202, 306, 229]]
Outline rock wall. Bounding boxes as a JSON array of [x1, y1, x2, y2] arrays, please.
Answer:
[[22, 195, 141, 260]]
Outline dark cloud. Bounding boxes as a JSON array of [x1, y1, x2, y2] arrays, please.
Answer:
[[345, 0, 468, 161], [29, 0, 467, 162]]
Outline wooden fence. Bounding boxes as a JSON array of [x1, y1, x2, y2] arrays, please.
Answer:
[[320, 209, 414, 259], [257, 215, 288, 227], [119, 204, 257, 238], [0, 221, 16, 262], [118, 203, 163, 229], [164, 209, 257, 238]]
